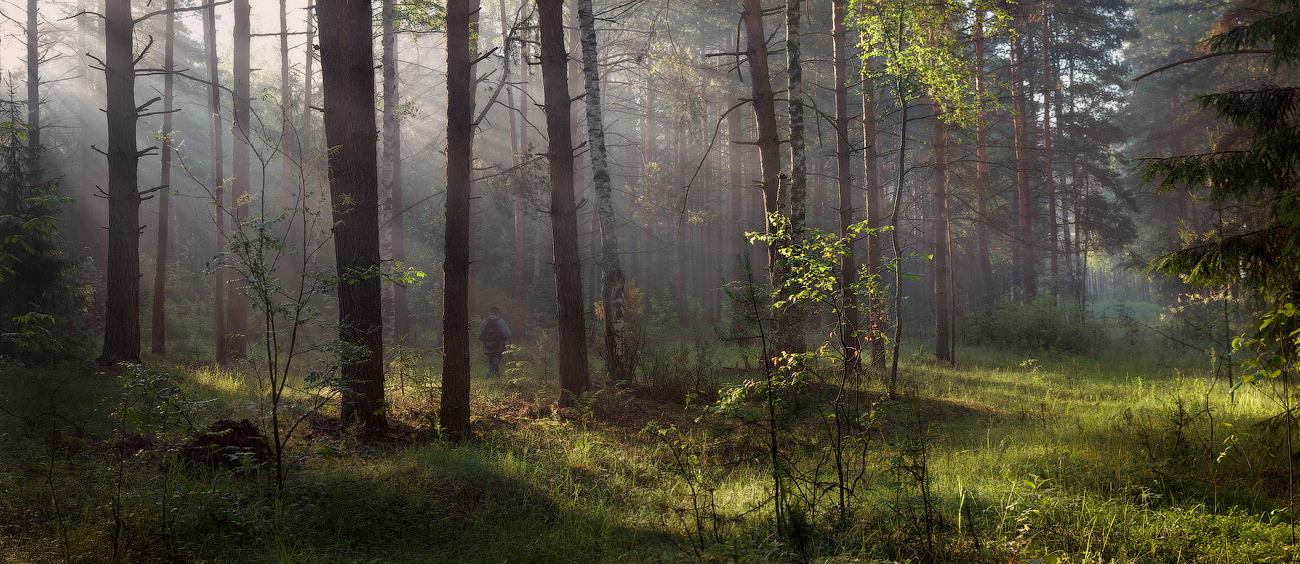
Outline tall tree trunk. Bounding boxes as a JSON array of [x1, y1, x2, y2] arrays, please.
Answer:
[[833, 0, 860, 369], [974, 10, 993, 312], [862, 66, 885, 373], [577, 0, 627, 381], [520, 34, 534, 288], [783, 0, 806, 353], [441, 0, 477, 439], [381, 0, 402, 347], [676, 117, 688, 327], [100, 0, 141, 364], [78, 0, 108, 285], [1011, 18, 1035, 301], [26, 0, 39, 147], [320, 0, 387, 432], [301, 0, 315, 167], [932, 113, 950, 362], [151, 0, 175, 357], [742, 0, 784, 301], [727, 92, 745, 334], [1042, 0, 1058, 300], [539, 0, 590, 406], [642, 77, 655, 317], [502, 0, 526, 284], [228, 0, 250, 359], [206, 0, 227, 365], [280, 0, 293, 212]]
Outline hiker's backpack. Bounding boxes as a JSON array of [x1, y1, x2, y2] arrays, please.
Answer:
[[481, 317, 504, 350]]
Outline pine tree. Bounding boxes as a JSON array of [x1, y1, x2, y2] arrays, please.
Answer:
[[1142, 0, 1300, 309]]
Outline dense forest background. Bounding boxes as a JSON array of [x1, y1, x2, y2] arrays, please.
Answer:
[[3, 0, 1300, 561]]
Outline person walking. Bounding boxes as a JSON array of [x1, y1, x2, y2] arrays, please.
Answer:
[[477, 306, 511, 377]]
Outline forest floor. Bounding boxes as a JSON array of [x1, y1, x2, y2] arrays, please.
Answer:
[[0, 332, 1296, 563]]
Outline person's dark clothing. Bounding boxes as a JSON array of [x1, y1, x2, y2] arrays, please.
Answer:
[[477, 315, 511, 377]]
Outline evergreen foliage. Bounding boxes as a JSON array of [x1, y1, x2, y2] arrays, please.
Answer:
[[0, 99, 87, 363], [1141, 0, 1300, 303]]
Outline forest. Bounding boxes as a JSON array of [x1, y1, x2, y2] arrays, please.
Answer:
[[2, 0, 1299, 561]]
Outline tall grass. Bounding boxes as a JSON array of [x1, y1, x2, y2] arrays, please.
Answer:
[[0, 335, 1295, 562]]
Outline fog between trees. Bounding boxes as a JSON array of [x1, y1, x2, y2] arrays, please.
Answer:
[[0, 0, 1281, 415]]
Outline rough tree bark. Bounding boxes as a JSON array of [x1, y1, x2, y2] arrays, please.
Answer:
[[1042, 0, 1058, 299], [280, 0, 293, 212], [228, 0, 250, 359], [301, 0, 315, 165], [932, 113, 950, 362], [974, 10, 994, 312], [538, 0, 590, 407], [1011, 17, 1035, 300], [26, 0, 39, 148], [381, 0, 407, 346], [99, 0, 142, 364], [832, 0, 860, 369], [727, 84, 745, 334], [150, 0, 175, 356], [862, 65, 885, 373], [440, 0, 477, 439], [319, 0, 387, 432], [577, 0, 628, 382], [783, 0, 806, 353], [742, 0, 785, 337], [205, 0, 227, 365]]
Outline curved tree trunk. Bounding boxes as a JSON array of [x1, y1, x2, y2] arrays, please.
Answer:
[[577, 0, 627, 382]]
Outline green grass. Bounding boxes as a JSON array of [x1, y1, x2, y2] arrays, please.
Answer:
[[1, 335, 1296, 563]]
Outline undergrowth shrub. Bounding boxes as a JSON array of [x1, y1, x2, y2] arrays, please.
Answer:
[[970, 298, 1108, 354], [634, 338, 722, 404]]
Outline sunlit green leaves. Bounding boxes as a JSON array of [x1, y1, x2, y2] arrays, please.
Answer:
[[851, 0, 1008, 127]]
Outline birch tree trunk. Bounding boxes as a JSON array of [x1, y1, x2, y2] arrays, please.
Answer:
[[1042, 0, 1059, 299], [577, 0, 627, 380]]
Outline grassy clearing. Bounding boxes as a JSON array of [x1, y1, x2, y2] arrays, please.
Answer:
[[0, 335, 1295, 562]]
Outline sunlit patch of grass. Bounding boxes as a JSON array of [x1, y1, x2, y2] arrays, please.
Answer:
[[185, 363, 258, 398]]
